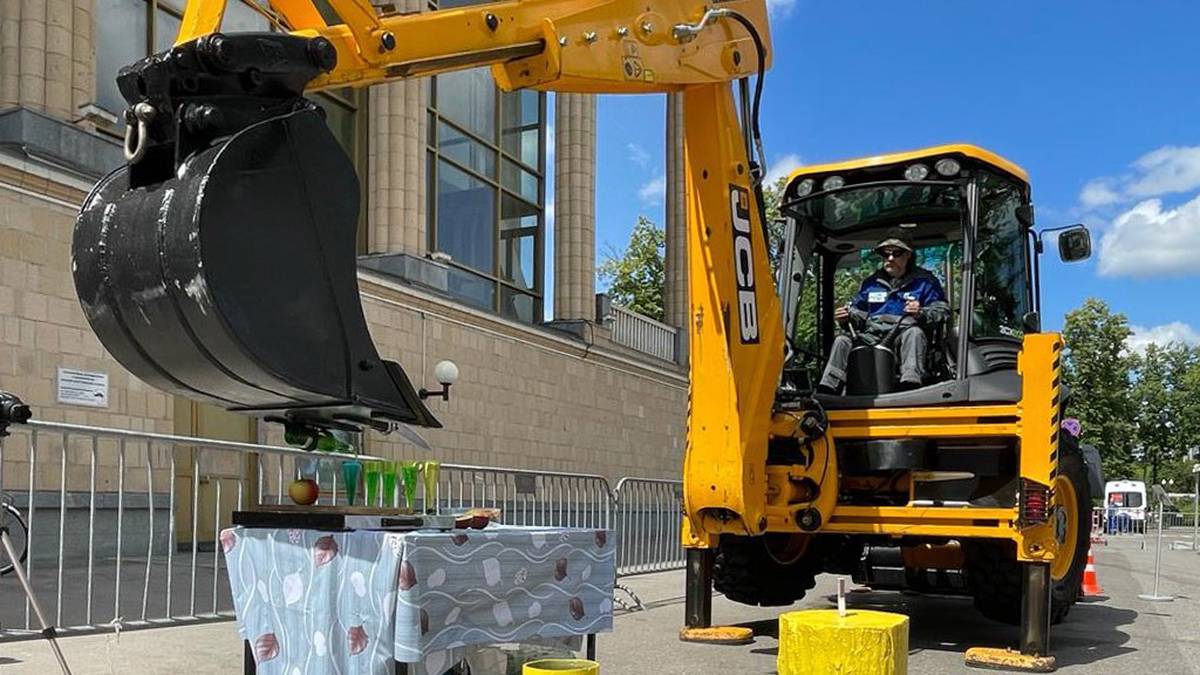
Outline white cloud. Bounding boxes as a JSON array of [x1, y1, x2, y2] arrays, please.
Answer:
[[1126, 321, 1200, 354], [1079, 145, 1200, 207], [765, 153, 803, 185], [638, 174, 666, 204], [545, 123, 555, 164], [1098, 195, 1200, 277], [1126, 145, 1200, 198], [766, 0, 796, 18], [1079, 180, 1120, 209], [626, 142, 651, 169]]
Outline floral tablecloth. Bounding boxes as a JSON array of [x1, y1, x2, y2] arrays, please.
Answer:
[[222, 524, 615, 674]]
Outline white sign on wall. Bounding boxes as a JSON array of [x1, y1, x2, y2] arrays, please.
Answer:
[[56, 367, 109, 408]]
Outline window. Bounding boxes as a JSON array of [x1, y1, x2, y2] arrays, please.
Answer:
[[427, 66, 546, 323], [973, 171, 1032, 340]]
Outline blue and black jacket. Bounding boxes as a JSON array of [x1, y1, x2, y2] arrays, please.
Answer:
[[848, 266, 951, 335]]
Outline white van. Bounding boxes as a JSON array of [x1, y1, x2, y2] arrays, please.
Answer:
[[1104, 480, 1147, 533]]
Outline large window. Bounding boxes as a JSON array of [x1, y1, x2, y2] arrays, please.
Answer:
[[974, 171, 1032, 340], [427, 69, 546, 323]]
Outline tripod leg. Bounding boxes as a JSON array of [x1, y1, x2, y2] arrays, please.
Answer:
[[1, 528, 73, 675]]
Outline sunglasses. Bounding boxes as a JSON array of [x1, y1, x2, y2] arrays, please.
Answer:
[[878, 248, 910, 259]]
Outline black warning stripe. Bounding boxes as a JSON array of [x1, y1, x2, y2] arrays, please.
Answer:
[[1051, 376, 1061, 390], [1050, 431, 1058, 445], [1052, 341, 1063, 353], [1052, 358, 1061, 372]]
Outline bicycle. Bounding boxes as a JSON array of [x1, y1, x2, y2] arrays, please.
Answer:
[[0, 490, 28, 576]]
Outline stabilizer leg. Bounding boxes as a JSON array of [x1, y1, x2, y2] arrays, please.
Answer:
[[679, 547, 754, 645], [965, 562, 1056, 672]]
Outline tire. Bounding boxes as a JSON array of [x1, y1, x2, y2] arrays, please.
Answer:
[[713, 534, 823, 607], [0, 502, 28, 576], [964, 435, 1092, 625]]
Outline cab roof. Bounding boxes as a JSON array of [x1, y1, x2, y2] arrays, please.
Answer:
[[784, 143, 1030, 187]]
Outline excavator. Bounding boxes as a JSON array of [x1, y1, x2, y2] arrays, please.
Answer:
[[70, 0, 1097, 669]]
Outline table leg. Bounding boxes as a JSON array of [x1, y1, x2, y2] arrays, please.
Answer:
[[586, 633, 596, 660], [244, 641, 256, 675]]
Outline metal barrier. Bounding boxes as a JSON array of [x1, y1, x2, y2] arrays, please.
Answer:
[[1092, 506, 1148, 535], [608, 303, 678, 363], [0, 419, 684, 641], [612, 477, 685, 576]]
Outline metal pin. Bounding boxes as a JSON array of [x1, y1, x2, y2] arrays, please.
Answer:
[[617, 26, 629, 36], [641, 22, 653, 34], [583, 31, 598, 43]]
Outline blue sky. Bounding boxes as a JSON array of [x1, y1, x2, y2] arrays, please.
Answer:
[[546, 2, 1200, 350]]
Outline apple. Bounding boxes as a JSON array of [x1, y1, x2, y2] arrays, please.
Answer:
[[288, 478, 319, 506]]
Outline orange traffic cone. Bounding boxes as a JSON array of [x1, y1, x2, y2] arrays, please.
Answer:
[[1081, 546, 1104, 597]]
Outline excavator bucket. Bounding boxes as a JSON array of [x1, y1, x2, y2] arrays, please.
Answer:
[[72, 33, 439, 433]]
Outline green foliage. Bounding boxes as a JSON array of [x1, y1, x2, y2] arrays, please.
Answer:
[[1062, 297, 1200, 487], [597, 215, 666, 322], [1062, 299, 1136, 480]]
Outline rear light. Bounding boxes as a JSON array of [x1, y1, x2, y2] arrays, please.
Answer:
[[1021, 479, 1050, 524]]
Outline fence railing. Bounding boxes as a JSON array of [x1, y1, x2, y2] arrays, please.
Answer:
[[608, 303, 678, 363], [0, 420, 682, 641]]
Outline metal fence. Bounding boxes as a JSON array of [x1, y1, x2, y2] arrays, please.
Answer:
[[0, 420, 683, 641], [608, 303, 678, 363]]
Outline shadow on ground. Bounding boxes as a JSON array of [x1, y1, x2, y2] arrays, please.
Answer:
[[774, 590, 1140, 667]]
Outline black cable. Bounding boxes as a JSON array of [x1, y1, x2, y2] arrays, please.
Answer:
[[722, 10, 768, 177]]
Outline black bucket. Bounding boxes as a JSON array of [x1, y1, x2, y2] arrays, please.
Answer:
[[845, 344, 897, 396], [72, 35, 438, 431]]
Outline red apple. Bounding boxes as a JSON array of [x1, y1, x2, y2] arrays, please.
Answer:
[[288, 478, 319, 506]]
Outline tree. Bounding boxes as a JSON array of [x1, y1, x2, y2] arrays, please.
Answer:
[[597, 216, 666, 321], [1061, 298, 1136, 480], [1133, 344, 1200, 486]]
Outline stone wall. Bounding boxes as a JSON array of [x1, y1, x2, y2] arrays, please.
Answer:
[[0, 157, 688, 494]]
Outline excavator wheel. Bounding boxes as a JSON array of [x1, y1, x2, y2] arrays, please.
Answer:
[[713, 534, 822, 607], [964, 434, 1091, 625]]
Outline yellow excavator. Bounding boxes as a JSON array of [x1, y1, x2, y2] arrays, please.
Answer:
[[70, 0, 1097, 669]]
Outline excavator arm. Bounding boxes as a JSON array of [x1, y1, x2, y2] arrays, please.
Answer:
[[73, 0, 781, 535]]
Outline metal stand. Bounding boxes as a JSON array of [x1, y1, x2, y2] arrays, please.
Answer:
[[684, 548, 713, 629], [1138, 501, 1175, 602], [1019, 563, 1051, 657], [0, 526, 73, 675]]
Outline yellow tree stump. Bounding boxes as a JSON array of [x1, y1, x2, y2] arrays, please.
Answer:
[[778, 609, 909, 675]]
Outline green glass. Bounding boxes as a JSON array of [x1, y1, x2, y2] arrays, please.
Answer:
[[341, 460, 362, 506], [363, 461, 383, 507], [400, 461, 420, 511], [421, 461, 440, 513], [381, 462, 399, 508]]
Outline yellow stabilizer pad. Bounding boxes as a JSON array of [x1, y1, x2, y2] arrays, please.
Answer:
[[778, 609, 908, 675], [965, 647, 1056, 672], [678, 626, 756, 645]]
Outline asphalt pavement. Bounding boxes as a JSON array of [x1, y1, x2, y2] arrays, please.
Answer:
[[0, 532, 1197, 673]]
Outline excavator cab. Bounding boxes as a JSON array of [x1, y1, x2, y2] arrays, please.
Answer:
[[774, 145, 1091, 407], [72, 33, 440, 438]]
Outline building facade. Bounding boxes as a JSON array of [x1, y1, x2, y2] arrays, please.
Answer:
[[0, 0, 693, 491]]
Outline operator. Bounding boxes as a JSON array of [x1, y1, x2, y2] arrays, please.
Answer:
[[817, 232, 951, 394]]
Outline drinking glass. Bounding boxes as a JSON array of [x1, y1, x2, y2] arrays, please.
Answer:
[[363, 461, 383, 507], [421, 461, 440, 513], [341, 460, 362, 506], [381, 462, 399, 509], [400, 461, 420, 511]]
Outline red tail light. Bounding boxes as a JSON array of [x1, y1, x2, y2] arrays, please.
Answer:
[[1021, 479, 1050, 524]]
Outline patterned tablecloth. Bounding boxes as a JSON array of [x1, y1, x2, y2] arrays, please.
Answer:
[[222, 524, 615, 674]]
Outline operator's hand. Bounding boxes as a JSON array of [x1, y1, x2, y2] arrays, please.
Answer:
[[904, 299, 921, 316], [835, 306, 851, 325]]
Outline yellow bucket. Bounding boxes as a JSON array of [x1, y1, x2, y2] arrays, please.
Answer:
[[522, 659, 600, 675]]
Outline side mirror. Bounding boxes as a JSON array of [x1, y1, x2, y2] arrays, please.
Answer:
[[1057, 225, 1091, 262], [1022, 311, 1041, 334]]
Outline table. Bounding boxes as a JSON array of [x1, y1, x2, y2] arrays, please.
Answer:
[[223, 524, 615, 674]]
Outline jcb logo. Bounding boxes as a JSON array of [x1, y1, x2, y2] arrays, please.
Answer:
[[730, 185, 759, 344]]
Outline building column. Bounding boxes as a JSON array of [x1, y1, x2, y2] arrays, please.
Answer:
[[1, 0, 94, 119], [553, 92, 596, 321], [663, 92, 688, 364], [367, 0, 427, 255]]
